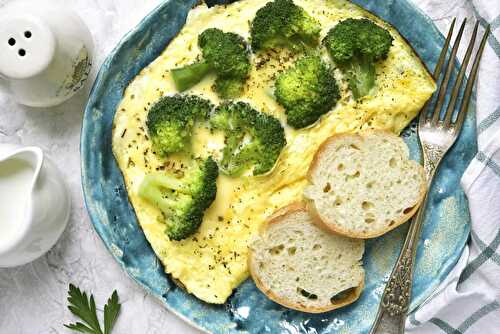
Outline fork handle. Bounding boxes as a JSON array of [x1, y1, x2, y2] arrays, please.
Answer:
[[368, 208, 424, 334], [370, 153, 438, 334]]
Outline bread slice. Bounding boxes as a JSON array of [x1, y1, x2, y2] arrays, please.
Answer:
[[248, 203, 365, 313], [304, 131, 426, 239]]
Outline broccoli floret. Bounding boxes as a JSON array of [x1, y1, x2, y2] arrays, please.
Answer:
[[214, 77, 245, 100], [198, 29, 250, 79], [323, 18, 393, 99], [171, 28, 251, 98], [138, 157, 219, 240], [210, 101, 286, 176], [274, 55, 339, 128], [146, 94, 213, 156], [250, 0, 321, 52]]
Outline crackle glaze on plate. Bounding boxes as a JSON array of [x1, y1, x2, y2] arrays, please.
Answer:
[[81, 0, 476, 332]]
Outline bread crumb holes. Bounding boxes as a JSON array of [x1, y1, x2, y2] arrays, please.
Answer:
[[269, 244, 284, 255], [362, 201, 374, 210]]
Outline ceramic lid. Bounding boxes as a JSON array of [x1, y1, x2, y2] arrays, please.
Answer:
[[0, 14, 56, 79]]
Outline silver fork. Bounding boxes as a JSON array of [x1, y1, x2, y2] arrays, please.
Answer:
[[369, 19, 490, 334]]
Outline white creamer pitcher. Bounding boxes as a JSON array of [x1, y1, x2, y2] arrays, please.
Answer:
[[0, 0, 93, 107], [0, 144, 70, 267]]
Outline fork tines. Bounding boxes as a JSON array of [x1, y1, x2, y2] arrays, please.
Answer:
[[420, 18, 490, 130]]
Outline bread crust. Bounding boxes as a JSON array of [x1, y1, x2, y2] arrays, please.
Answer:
[[306, 131, 427, 239], [248, 202, 365, 313]]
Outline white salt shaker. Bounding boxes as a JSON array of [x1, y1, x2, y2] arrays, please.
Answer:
[[0, 0, 93, 107]]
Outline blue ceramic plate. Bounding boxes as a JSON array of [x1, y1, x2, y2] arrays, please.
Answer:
[[81, 1, 476, 332]]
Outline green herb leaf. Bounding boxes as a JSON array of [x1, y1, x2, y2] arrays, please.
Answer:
[[103, 290, 121, 334], [64, 322, 97, 334], [64, 284, 121, 334]]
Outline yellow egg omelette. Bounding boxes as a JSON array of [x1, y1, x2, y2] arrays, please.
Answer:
[[112, 0, 436, 304]]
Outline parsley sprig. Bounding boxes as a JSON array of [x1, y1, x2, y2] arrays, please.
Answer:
[[64, 284, 121, 334]]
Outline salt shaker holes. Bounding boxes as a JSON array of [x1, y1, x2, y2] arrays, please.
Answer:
[[18, 30, 32, 56], [8, 38, 16, 46]]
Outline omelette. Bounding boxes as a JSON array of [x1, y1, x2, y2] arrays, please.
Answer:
[[112, 0, 436, 304]]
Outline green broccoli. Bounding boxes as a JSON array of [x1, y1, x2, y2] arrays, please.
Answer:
[[210, 101, 286, 176], [213, 77, 245, 100], [250, 0, 321, 52], [171, 28, 251, 99], [169, 62, 211, 92], [146, 94, 213, 156], [274, 55, 339, 128], [323, 18, 393, 99], [138, 157, 219, 240]]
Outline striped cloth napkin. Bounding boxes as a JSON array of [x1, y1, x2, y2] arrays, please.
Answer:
[[406, 0, 500, 333]]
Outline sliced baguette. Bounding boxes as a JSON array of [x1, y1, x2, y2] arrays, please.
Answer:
[[248, 203, 365, 313], [304, 131, 426, 239]]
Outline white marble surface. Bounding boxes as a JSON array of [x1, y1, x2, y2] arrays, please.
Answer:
[[0, 0, 484, 333]]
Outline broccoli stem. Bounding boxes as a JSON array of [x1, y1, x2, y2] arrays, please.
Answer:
[[220, 132, 246, 176], [140, 173, 189, 192], [341, 54, 376, 100], [138, 178, 174, 215], [171, 61, 211, 92], [138, 175, 192, 215], [138, 174, 190, 204]]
